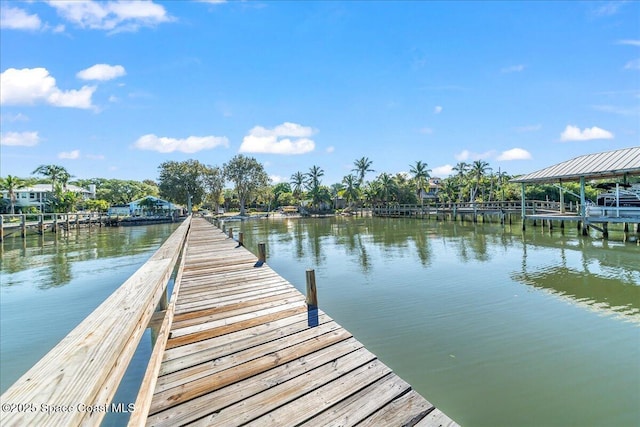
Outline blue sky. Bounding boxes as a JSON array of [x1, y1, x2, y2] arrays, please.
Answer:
[[1, 0, 639, 186]]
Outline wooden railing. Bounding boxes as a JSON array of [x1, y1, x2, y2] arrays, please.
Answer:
[[0, 216, 191, 426], [372, 200, 577, 215]]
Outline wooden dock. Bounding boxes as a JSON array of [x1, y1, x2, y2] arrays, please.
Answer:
[[139, 217, 458, 426]]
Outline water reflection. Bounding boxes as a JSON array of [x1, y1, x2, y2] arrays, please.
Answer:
[[242, 217, 640, 325], [0, 224, 180, 290], [514, 240, 640, 324]]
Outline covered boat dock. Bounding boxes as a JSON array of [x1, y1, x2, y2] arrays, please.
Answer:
[[510, 146, 640, 238]]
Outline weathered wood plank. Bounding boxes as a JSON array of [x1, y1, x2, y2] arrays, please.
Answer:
[[147, 338, 365, 427], [357, 390, 435, 427], [150, 327, 353, 413], [247, 359, 392, 426], [190, 346, 379, 427], [161, 313, 332, 376], [413, 408, 460, 427], [298, 374, 412, 427], [155, 322, 345, 395]]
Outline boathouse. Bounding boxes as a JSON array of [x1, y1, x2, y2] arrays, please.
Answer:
[[510, 146, 640, 236]]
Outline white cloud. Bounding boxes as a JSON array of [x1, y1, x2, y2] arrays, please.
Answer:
[[624, 59, 640, 70], [501, 64, 525, 73], [591, 1, 625, 17], [560, 125, 614, 141], [419, 127, 433, 134], [0, 131, 40, 147], [240, 122, 316, 155], [432, 164, 453, 177], [1, 113, 29, 123], [497, 148, 532, 161], [514, 124, 542, 132], [454, 149, 495, 161], [47, 0, 172, 33], [0, 6, 42, 30], [433, 106, 443, 114], [108, 95, 119, 103], [58, 149, 81, 159], [269, 175, 285, 184], [592, 104, 639, 116], [326, 146, 335, 153], [77, 64, 126, 81], [617, 39, 640, 47], [133, 134, 229, 153], [86, 153, 105, 160], [0, 67, 96, 109]]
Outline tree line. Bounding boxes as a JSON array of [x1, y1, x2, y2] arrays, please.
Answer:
[[0, 154, 617, 215]]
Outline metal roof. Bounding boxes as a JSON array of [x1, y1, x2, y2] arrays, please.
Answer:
[[510, 146, 640, 183]]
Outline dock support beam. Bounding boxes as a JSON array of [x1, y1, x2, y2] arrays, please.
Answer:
[[521, 183, 526, 231]]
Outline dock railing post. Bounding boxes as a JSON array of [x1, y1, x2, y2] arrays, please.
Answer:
[[306, 268, 319, 327], [254, 242, 266, 267]]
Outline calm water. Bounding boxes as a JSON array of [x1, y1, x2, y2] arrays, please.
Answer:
[[1, 217, 638, 427], [237, 216, 640, 427], [0, 223, 180, 425]]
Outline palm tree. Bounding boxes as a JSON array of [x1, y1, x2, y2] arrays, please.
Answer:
[[469, 160, 490, 202], [290, 171, 305, 206], [1, 175, 24, 214], [305, 165, 324, 191], [409, 160, 431, 207], [32, 164, 72, 191], [363, 180, 382, 206], [452, 162, 469, 202], [378, 173, 397, 206], [342, 174, 360, 209], [352, 157, 374, 186], [305, 165, 325, 210]]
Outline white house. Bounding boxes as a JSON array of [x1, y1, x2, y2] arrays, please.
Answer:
[[107, 196, 177, 217], [1, 183, 95, 213]]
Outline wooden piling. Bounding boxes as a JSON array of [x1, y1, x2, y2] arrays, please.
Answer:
[[0, 216, 3, 242], [38, 215, 44, 234], [228, 227, 233, 239], [21, 215, 27, 238], [238, 232, 244, 246], [305, 269, 318, 307], [258, 243, 266, 263]]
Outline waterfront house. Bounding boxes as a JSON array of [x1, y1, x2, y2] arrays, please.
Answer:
[[1, 183, 95, 213], [106, 196, 177, 217]]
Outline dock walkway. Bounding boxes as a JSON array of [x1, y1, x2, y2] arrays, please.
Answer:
[[144, 217, 458, 426]]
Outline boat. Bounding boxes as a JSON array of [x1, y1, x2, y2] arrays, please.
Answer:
[[596, 183, 640, 207]]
